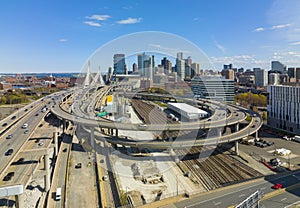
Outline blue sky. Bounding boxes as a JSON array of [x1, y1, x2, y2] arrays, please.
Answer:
[[0, 0, 300, 73]]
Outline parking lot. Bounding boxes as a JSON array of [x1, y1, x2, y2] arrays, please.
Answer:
[[239, 127, 300, 171]]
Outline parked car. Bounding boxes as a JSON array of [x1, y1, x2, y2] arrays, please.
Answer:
[[6, 134, 13, 139], [24, 130, 29, 134], [11, 116, 16, 120], [272, 183, 283, 189], [5, 149, 13, 156], [75, 163, 82, 169], [263, 141, 274, 146]]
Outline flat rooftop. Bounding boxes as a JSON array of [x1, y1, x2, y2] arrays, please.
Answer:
[[168, 102, 208, 114]]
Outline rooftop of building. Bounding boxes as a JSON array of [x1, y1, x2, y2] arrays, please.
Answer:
[[168, 102, 208, 114]]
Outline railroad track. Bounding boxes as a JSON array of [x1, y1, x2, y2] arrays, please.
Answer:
[[176, 146, 262, 191]]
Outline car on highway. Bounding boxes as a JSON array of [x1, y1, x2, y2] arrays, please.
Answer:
[[139, 124, 147, 128], [55, 188, 61, 201], [75, 163, 82, 169], [6, 134, 13, 139], [2, 123, 7, 127], [263, 141, 274, 146], [24, 130, 29, 134], [11, 116, 16, 120], [38, 142, 44, 146], [272, 183, 283, 189], [22, 123, 28, 129], [63, 148, 67, 152], [35, 113, 39, 116], [5, 149, 13, 156], [24, 109, 28, 112]]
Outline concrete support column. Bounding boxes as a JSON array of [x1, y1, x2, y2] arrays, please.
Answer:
[[218, 128, 222, 138], [162, 131, 166, 141], [44, 153, 50, 191], [169, 131, 173, 141], [15, 194, 24, 208], [90, 127, 95, 148], [236, 123, 239, 132], [53, 131, 58, 157], [63, 119, 66, 132], [235, 140, 239, 155]]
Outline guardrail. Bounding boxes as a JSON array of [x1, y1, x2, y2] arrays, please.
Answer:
[[0, 103, 48, 179]]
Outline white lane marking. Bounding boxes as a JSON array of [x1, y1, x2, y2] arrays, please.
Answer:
[[281, 198, 287, 201], [214, 202, 222, 205], [184, 170, 300, 208], [239, 194, 245, 197], [292, 175, 300, 180], [284, 200, 300, 208], [261, 187, 267, 190]]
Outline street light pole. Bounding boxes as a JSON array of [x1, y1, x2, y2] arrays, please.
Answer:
[[176, 175, 178, 196]]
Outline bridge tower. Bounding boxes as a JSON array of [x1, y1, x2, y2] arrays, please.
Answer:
[[91, 66, 105, 86], [84, 61, 93, 87]]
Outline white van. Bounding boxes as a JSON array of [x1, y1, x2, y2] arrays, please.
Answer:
[[22, 123, 28, 129], [55, 188, 61, 200]]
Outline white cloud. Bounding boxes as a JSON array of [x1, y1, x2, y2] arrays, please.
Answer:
[[253, 23, 291, 32], [85, 14, 110, 21], [84, 21, 101, 27], [117, 17, 142, 24], [59, 38, 68, 42], [290, 41, 300, 45], [122, 6, 133, 10], [266, 0, 300, 41], [213, 40, 226, 53], [271, 23, 292, 30], [148, 44, 191, 55], [254, 27, 265, 32]]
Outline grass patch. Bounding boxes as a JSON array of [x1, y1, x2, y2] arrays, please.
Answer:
[[153, 101, 168, 107], [245, 115, 252, 122]]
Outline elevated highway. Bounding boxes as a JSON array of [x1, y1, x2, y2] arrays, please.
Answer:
[[51, 86, 263, 150]]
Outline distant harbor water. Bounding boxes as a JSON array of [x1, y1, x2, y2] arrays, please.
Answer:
[[0, 73, 80, 78]]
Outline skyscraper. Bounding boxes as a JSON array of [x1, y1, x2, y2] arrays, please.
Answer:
[[222, 69, 235, 80], [113, 54, 126, 74], [176, 52, 185, 81], [288, 67, 297, 78], [161, 57, 172, 74], [268, 84, 300, 133], [255, 69, 268, 87], [191, 63, 200, 77], [269, 73, 280, 85], [132, 63, 138, 73], [185, 56, 192, 79], [271, 61, 286, 73], [138, 53, 144, 76], [144, 55, 154, 80], [191, 76, 234, 102]]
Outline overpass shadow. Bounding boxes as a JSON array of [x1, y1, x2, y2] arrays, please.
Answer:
[[0, 199, 15, 207]]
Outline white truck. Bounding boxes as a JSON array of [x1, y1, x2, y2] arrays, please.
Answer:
[[293, 135, 300, 143], [55, 188, 61, 201]]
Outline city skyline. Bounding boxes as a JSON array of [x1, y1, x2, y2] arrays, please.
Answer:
[[1, 0, 300, 73]]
